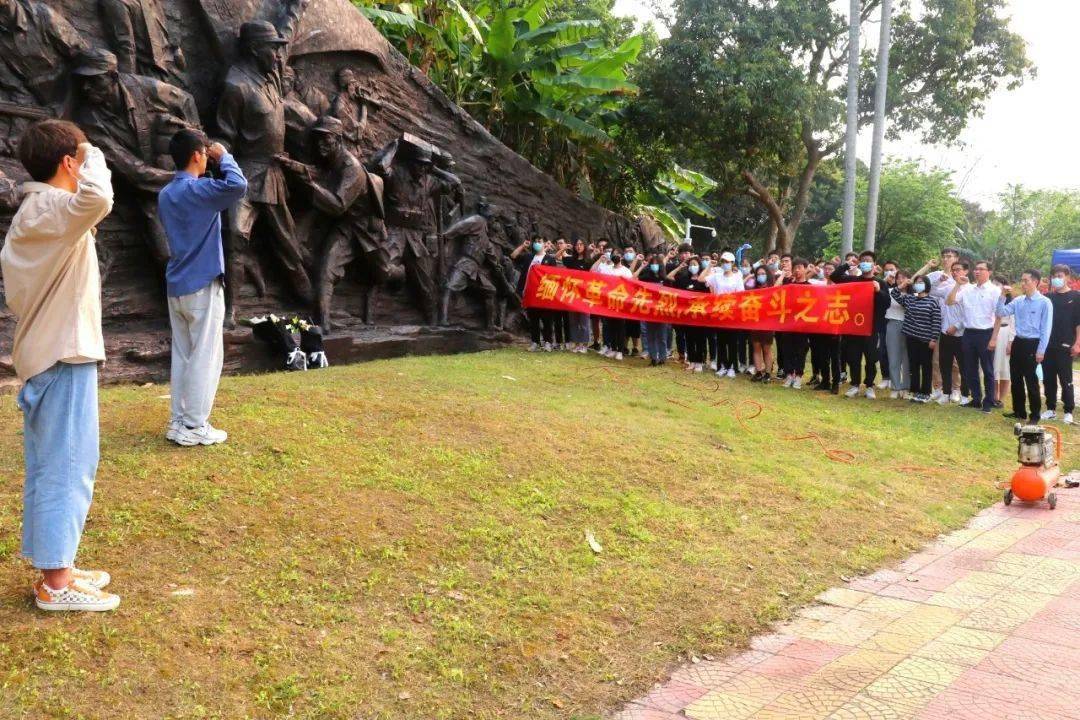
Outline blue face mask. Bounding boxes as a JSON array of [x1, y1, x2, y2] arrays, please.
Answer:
[[624, 251, 636, 262], [756, 275, 767, 285], [722, 262, 732, 272], [859, 261, 873, 273], [688, 265, 700, 275], [532, 242, 543, 253], [649, 263, 660, 273], [1051, 277, 1066, 289], [767, 262, 779, 271], [701, 259, 712, 270], [913, 282, 926, 293]]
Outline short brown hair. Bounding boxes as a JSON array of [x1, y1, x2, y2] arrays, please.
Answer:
[[18, 120, 87, 182], [1052, 263, 1072, 276]]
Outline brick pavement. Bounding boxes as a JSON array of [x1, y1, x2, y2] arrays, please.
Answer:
[[613, 487, 1080, 720]]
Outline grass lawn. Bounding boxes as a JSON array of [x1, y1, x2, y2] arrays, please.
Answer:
[[0, 349, 1070, 719]]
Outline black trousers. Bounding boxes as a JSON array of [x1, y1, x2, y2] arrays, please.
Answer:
[[782, 333, 809, 376], [907, 337, 933, 396], [553, 311, 569, 345], [844, 335, 878, 387], [736, 331, 750, 367], [602, 317, 626, 351], [1043, 345, 1075, 414], [686, 326, 706, 363], [1009, 337, 1042, 420], [938, 333, 968, 396], [775, 332, 789, 376], [528, 310, 554, 344], [707, 331, 718, 365], [716, 329, 739, 369], [876, 325, 890, 379], [961, 328, 996, 408], [675, 326, 687, 357], [815, 336, 842, 387]]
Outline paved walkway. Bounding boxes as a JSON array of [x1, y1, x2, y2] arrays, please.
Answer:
[[614, 487, 1080, 720]]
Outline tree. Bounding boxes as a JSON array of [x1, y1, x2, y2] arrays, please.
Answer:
[[822, 159, 965, 270], [632, 0, 1033, 253], [968, 186, 1080, 280]]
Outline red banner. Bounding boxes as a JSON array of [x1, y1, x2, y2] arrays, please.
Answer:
[[523, 265, 874, 336]]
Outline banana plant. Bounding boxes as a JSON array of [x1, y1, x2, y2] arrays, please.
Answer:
[[636, 164, 719, 241]]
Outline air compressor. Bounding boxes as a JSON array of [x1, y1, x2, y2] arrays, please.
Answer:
[[1005, 423, 1062, 509]]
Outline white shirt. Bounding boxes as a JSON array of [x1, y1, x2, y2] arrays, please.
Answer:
[[1, 145, 114, 381], [597, 263, 632, 279], [928, 270, 963, 334], [706, 270, 744, 295], [885, 284, 906, 321], [952, 280, 1002, 330]]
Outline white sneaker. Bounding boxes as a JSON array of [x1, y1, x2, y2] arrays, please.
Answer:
[[1065, 413, 1074, 425], [930, 389, 943, 401], [528, 343, 539, 352], [614, 352, 623, 361], [710, 361, 718, 371], [845, 386, 860, 398], [71, 567, 111, 590], [165, 418, 182, 442], [600, 348, 611, 357], [543, 342, 553, 352], [959, 396, 972, 406], [174, 424, 227, 447], [34, 579, 120, 612], [877, 379, 891, 390], [792, 377, 802, 389], [726, 368, 736, 379], [745, 366, 755, 375], [640, 352, 649, 359], [865, 387, 876, 399], [783, 375, 795, 388], [889, 390, 899, 400], [1040, 410, 1057, 421], [936, 393, 949, 406], [693, 363, 703, 373], [950, 391, 961, 403]]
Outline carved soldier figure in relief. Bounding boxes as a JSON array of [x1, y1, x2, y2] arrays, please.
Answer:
[[439, 198, 519, 329], [328, 67, 378, 157], [373, 135, 459, 325], [71, 48, 199, 265], [216, 0, 313, 327], [98, 0, 186, 85], [278, 116, 389, 330]]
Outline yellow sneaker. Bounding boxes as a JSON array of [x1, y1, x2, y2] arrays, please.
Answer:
[[72, 567, 111, 589]]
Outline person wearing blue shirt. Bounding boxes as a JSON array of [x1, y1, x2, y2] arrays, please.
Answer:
[[997, 269, 1053, 422], [157, 128, 247, 447]]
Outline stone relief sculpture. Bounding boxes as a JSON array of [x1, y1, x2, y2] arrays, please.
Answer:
[[217, 4, 314, 327], [0, 0, 641, 380], [71, 47, 198, 265]]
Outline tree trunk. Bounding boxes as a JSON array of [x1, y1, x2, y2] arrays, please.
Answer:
[[742, 169, 791, 253]]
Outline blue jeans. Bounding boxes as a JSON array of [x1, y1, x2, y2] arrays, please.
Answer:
[[17, 362, 99, 570], [645, 322, 669, 362], [961, 328, 996, 409]]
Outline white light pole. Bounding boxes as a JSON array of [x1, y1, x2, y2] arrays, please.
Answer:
[[840, 0, 861, 257], [684, 219, 717, 246], [863, 0, 893, 252]]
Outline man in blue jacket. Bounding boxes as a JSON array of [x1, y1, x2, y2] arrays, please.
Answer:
[[158, 128, 247, 446]]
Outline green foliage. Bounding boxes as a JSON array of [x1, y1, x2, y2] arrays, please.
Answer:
[[355, 0, 648, 204], [822, 160, 965, 270], [635, 164, 718, 240], [966, 186, 1080, 279]]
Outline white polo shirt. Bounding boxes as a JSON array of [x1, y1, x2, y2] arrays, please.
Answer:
[[953, 281, 1002, 330]]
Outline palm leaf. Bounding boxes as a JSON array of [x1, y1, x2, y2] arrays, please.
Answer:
[[528, 102, 612, 143]]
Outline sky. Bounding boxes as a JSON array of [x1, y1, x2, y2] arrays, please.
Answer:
[[611, 0, 1077, 209]]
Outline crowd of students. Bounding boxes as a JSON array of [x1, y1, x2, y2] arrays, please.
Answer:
[[518, 240, 1079, 425]]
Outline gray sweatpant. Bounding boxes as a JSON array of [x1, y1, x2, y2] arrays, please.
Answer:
[[886, 318, 910, 391], [168, 279, 225, 429]]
